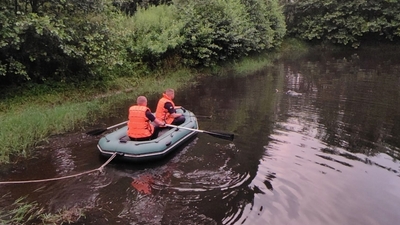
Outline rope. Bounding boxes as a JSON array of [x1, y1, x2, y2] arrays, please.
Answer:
[[0, 152, 118, 185]]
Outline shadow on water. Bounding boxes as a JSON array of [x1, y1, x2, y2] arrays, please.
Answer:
[[2, 45, 400, 225]]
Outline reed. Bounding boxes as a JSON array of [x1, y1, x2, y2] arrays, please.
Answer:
[[231, 55, 274, 76], [0, 196, 43, 224], [0, 102, 100, 162]]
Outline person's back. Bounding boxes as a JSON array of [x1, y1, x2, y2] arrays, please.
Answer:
[[128, 104, 153, 139], [128, 96, 165, 141]]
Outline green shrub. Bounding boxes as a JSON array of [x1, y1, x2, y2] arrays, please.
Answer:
[[127, 4, 185, 69], [176, 0, 286, 67], [284, 0, 400, 47]]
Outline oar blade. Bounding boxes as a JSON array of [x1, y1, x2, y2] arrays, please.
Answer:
[[86, 128, 107, 136], [206, 131, 234, 141]]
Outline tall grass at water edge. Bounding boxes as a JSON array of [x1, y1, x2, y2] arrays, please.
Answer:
[[0, 101, 101, 163], [0, 196, 85, 224]]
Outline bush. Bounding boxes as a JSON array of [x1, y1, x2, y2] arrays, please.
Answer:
[[127, 4, 185, 69], [284, 0, 400, 48], [0, 0, 127, 87], [176, 0, 285, 67]]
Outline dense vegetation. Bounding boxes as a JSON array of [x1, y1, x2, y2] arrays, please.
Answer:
[[0, 0, 285, 91], [284, 0, 400, 48], [2, 0, 399, 92]]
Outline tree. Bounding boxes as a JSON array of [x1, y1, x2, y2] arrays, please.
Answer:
[[0, 0, 126, 87], [284, 0, 400, 47]]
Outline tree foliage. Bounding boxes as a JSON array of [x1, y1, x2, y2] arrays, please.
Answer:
[[242, 0, 286, 51], [113, 0, 173, 15], [127, 4, 185, 68], [176, 0, 285, 67], [0, 0, 286, 90], [284, 0, 400, 47], [0, 0, 127, 87]]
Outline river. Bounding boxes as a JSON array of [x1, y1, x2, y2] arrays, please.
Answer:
[[1, 46, 400, 225]]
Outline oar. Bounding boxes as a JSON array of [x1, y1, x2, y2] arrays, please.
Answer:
[[165, 124, 234, 141], [177, 107, 211, 119], [86, 121, 128, 136]]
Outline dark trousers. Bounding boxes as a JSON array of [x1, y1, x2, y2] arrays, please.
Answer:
[[129, 126, 161, 141], [171, 116, 185, 126]]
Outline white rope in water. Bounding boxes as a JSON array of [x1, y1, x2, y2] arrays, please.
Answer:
[[0, 152, 117, 185]]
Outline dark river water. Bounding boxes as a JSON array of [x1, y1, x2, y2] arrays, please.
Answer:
[[1, 46, 400, 225]]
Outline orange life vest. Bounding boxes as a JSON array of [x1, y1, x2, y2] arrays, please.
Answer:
[[155, 93, 175, 124], [127, 105, 154, 138]]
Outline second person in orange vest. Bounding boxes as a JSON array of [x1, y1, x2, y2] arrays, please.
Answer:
[[155, 88, 186, 126], [127, 96, 165, 141]]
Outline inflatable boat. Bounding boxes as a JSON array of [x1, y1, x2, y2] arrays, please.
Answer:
[[97, 108, 198, 161]]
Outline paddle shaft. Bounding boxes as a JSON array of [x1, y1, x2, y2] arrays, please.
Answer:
[[86, 121, 128, 135], [165, 124, 234, 141], [166, 124, 206, 133]]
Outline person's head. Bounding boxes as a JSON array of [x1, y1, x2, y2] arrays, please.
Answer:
[[165, 88, 175, 99], [136, 96, 147, 106]]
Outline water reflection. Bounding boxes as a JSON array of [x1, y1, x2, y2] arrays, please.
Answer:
[[242, 47, 400, 225]]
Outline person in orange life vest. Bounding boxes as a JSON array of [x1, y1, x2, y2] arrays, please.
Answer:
[[127, 96, 165, 141], [155, 88, 185, 126]]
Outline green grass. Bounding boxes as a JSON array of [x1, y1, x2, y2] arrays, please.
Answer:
[[230, 54, 275, 76], [0, 102, 99, 162], [278, 37, 310, 58], [0, 196, 85, 225], [0, 196, 43, 224]]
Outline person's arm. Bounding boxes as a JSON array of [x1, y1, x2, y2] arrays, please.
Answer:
[[174, 105, 186, 112], [164, 102, 182, 118], [154, 118, 165, 126], [146, 110, 165, 126]]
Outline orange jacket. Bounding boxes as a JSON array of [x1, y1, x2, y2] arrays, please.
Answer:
[[127, 105, 154, 138], [155, 93, 175, 124]]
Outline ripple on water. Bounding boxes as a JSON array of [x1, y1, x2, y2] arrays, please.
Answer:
[[152, 167, 251, 193]]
